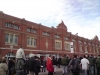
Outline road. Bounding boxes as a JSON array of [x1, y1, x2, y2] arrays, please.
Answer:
[[39, 71, 84, 75], [28, 66, 97, 75], [27, 67, 84, 75]]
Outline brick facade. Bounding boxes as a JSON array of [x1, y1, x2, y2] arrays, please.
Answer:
[[0, 11, 100, 58]]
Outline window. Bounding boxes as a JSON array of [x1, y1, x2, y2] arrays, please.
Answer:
[[27, 28, 31, 32], [5, 22, 20, 29], [31, 38, 33, 45], [27, 37, 30, 45], [42, 32, 50, 36], [72, 39, 76, 42], [5, 33, 18, 45], [14, 35, 18, 44], [14, 25, 20, 29], [79, 45, 83, 52], [93, 47, 95, 53], [55, 40, 62, 50], [65, 37, 69, 40], [10, 34, 13, 43], [79, 41, 82, 43], [31, 29, 37, 33], [27, 28, 37, 33], [90, 46, 92, 52], [85, 46, 88, 53], [34, 38, 37, 46], [64, 42, 70, 50], [5, 34, 9, 43], [27, 37, 37, 47], [55, 35, 60, 38], [84, 42, 87, 44]]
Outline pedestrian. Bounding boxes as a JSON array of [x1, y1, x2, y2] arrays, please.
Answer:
[[57, 57, 61, 68], [85, 55, 90, 75], [88, 55, 95, 75], [95, 55, 100, 75], [15, 45, 26, 75], [70, 54, 80, 75], [61, 54, 69, 75], [28, 54, 35, 75], [26, 57, 29, 74], [41, 57, 46, 72], [52, 56, 57, 74], [34, 56, 41, 75], [8, 58, 16, 75], [0, 57, 8, 75], [46, 55, 54, 75], [81, 55, 89, 75], [11, 58, 16, 75]]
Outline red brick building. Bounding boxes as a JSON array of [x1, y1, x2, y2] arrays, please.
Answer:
[[0, 11, 100, 58]]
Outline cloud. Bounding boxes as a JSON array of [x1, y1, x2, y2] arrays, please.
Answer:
[[0, 0, 100, 39]]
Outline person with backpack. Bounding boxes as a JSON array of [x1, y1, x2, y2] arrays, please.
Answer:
[[95, 55, 100, 75], [81, 55, 89, 75], [70, 54, 80, 75]]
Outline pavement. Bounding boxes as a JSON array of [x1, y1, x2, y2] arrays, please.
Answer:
[[27, 66, 62, 75]]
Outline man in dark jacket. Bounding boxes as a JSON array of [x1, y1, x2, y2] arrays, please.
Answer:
[[8, 58, 13, 75], [88, 55, 95, 75], [28, 54, 35, 75], [95, 55, 100, 75], [61, 54, 69, 75], [34, 56, 41, 75], [57, 57, 61, 68], [52, 56, 57, 73], [70, 54, 80, 75]]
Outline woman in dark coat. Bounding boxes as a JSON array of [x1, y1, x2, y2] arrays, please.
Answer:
[[34, 56, 41, 75], [8, 58, 16, 75]]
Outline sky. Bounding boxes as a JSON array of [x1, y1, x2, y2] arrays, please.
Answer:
[[0, 0, 100, 40]]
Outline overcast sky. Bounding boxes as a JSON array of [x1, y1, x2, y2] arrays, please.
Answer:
[[0, 0, 100, 40]]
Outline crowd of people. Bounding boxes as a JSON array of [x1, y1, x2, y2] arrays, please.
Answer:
[[0, 46, 100, 75]]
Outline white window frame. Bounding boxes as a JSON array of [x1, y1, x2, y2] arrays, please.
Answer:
[[27, 37, 37, 47], [5, 33, 18, 45]]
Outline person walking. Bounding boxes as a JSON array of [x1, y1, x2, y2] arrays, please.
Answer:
[[46, 55, 54, 75], [61, 54, 69, 75], [52, 56, 57, 74], [34, 56, 41, 75], [70, 54, 80, 75], [8, 58, 15, 75], [41, 57, 46, 72], [28, 54, 35, 75], [88, 55, 95, 75], [57, 57, 61, 68], [15, 45, 26, 75], [95, 55, 100, 75], [0, 57, 8, 75], [81, 55, 89, 75]]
